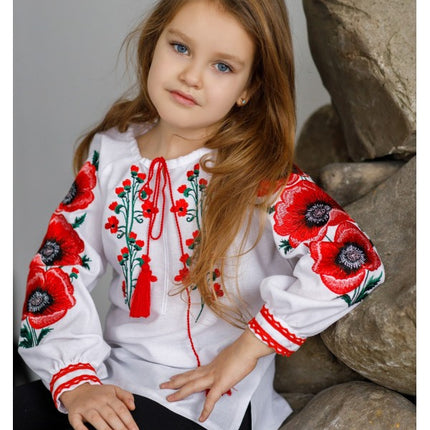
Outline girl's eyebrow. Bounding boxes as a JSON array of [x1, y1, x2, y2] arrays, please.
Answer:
[[166, 28, 245, 67]]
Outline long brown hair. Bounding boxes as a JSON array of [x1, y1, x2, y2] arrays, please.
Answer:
[[74, 0, 296, 326]]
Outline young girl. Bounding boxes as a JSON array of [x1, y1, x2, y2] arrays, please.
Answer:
[[17, 0, 385, 429]]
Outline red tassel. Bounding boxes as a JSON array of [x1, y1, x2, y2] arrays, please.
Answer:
[[130, 263, 152, 318]]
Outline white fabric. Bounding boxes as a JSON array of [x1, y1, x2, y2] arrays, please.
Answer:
[[19, 124, 384, 430]]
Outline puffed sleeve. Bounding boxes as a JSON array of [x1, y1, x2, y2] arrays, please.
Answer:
[[18, 134, 111, 412], [248, 169, 385, 356]]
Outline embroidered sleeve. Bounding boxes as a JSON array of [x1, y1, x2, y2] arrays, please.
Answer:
[[248, 169, 385, 356], [18, 135, 110, 412]]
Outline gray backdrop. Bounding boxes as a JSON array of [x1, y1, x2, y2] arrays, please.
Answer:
[[13, 0, 329, 365]]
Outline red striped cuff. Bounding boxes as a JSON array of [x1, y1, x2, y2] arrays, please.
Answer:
[[50, 363, 102, 410], [248, 305, 306, 356]]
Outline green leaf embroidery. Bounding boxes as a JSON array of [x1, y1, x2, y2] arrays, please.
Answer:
[[19, 325, 33, 348], [340, 272, 383, 307], [279, 239, 293, 254], [92, 150, 100, 170], [268, 206, 275, 215], [81, 255, 91, 270], [37, 328, 53, 344], [72, 213, 87, 229]]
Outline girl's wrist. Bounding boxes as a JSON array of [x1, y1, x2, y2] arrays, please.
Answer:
[[237, 327, 275, 359]]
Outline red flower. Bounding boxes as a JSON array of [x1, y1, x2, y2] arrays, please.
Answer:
[[214, 283, 224, 297], [123, 179, 131, 188], [310, 221, 382, 295], [129, 232, 137, 240], [187, 170, 195, 178], [58, 162, 97, 212], [174, 267, 190, 282], [186, 230, 200, 248], [109, 201, 118, 211], [22, 266, 76, 329], [274, 180, 352, 247], [34, 214, 84, 267], [115, 187, 125, 195], [131, 165, 139, 173], [171, 199, 188, 217], [105, 216, 119, 233], [138, 173, 147, 182], [142, 200, 159, 218], [199, 178, 208, 186], [178, 184, 187, 193]]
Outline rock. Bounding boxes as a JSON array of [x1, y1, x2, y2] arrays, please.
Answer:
[[319, 160, 403, 206], [303, 0, 416, 161], [294, 104, 351, 180], [280, 392, 314, 417], [274, 335, 365, 394], [279, 381, 416, 430], [321, 157, 416, 395]]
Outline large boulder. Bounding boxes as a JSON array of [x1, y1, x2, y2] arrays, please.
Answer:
[[294, 104, 351, 180], [303, 0, 416, 161], [321, 157, 416, 395], [280, 381, 416, 429], [274, 335, 365, 394], [319, 160, 403, 206]]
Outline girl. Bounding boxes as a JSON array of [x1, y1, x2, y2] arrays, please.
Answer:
[[17, 0, 385, 429]]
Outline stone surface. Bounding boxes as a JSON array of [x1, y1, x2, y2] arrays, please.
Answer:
[[319, 160, 403, 206], [294, 104, 351, 180], [279, 381, 416, 430], [274, 335, 365, 394], [321, 157, 416, 395], [303, 0, 416, 161], [280, 392, 314, 418]]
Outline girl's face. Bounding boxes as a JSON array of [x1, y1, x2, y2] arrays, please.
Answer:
[[147, 0, 255, 136]]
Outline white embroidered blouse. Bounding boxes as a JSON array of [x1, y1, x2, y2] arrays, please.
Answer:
[[18, 124, 385, 430]]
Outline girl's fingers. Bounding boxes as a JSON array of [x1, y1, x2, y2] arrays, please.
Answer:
[[108, 399, 139, 430], [160, 367, 204, 390], [68, 414, 89, 430], [199, 389, 222, 422], [166, 375, 212, 402], [114, 386, 136, 411]]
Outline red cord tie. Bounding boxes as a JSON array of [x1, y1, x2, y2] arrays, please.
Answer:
[[130, 158, 201, 367]]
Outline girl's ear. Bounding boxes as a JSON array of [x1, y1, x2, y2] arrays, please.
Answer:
[[236, 78, 260, 107]]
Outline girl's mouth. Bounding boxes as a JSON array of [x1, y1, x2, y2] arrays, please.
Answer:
[[170, 90, 198, 106]]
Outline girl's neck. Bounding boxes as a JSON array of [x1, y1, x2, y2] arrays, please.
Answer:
[[136, 121, 213, 160]]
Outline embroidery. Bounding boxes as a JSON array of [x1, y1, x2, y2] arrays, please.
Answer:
[[58, 153, 98, 212], [105, 165, 156, 308], [19, 152, 98, 348], [50, 363, 96, 393], [273, 178, 352, 248], [260, 305, 306, 346], [20, 266, 76, 348], [248, 318, 295, 357], [310, 221, 382, 303]]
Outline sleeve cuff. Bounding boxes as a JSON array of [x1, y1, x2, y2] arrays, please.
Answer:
[[248, 305, 306, 357], [50, 363, 102, 412]]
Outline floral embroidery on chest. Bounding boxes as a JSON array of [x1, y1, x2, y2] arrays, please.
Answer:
[[20, 151, 99, 348], [105, 162, 212, 316], [272, 171, 383, 307]]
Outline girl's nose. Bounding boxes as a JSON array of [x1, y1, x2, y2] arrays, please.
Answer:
[[179, 61, 203, 89]]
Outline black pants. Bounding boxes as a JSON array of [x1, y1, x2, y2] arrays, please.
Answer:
[[14, 380, 252, 430]]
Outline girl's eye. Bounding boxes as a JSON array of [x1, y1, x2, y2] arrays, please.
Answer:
[[172, 43, 189, 55], [215, 62, 232, 73]]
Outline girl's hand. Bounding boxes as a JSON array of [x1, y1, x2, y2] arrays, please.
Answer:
[[159, 328, 274, 422], [60, 383, 139, 430]]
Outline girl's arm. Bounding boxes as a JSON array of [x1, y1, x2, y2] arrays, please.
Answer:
[[18, 135, 138, 429], [162, 168, 385, 422]]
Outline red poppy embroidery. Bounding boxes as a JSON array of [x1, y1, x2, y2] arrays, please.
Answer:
[[34, 213, 84, 267], [142, 200, 159, 218], [58, 162, 97, 212], [105, 215, 119, 233], [171, 199, 189, 217], [22, 266, 76, 329], [310, 221, 382, 295], [274, 180, 352, 247]]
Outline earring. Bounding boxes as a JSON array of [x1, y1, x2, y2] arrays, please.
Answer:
[[241, 98, 247, 105]]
